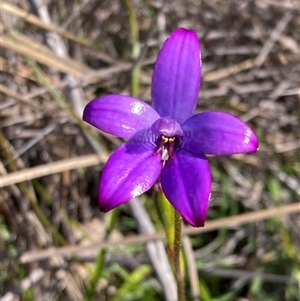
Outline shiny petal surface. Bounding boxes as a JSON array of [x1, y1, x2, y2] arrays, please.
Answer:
[[83, 95, 160, 139], [99, 142, 162, 211], [152, 28, 201, 124], [182, 112, 259, 155], [161, 150, 211, 227]]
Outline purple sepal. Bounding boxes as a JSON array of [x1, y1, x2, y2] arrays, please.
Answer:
[[152, 28, 201, 124], [161, 150, 211, 227], [99, 142, 162, 212], [182, 111, 259, 155], [83, 95, 160, 139]]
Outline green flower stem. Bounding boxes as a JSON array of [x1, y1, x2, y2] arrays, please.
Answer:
[[156, 191, 186, 300], [174, 209, 185, 301], [156, 191, 175, 249]]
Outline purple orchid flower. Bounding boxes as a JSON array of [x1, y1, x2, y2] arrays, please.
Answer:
[[83, 28, 258, 227]]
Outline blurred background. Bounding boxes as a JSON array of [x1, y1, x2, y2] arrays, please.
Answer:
[[1, 0, 300, 300]]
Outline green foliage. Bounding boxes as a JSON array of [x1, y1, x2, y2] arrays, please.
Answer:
[[112, 264, 153, 301]]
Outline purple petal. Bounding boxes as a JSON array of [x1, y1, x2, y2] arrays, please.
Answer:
[[83, 95, 160, 139], [152, 28, 201, 124], [161, 150, 211, 227], [99, 142, 162, 212], [182, 112, 259, 155]]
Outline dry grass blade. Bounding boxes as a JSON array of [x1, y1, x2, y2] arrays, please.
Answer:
[[2, 33, 92, 77], [203, 58, 255, 82], [0, 154, 107, 187], [1, 1, 96, 49], [0, 57, 37, 82], [255, 11, 294, 67], [20, 203, 300, 263], [0, 84, 27, 102], [183, 236, 200, 301]]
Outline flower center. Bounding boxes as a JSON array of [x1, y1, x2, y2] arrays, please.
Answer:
[[151, 117, 182, 161], [160, 135, 176, 161]]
